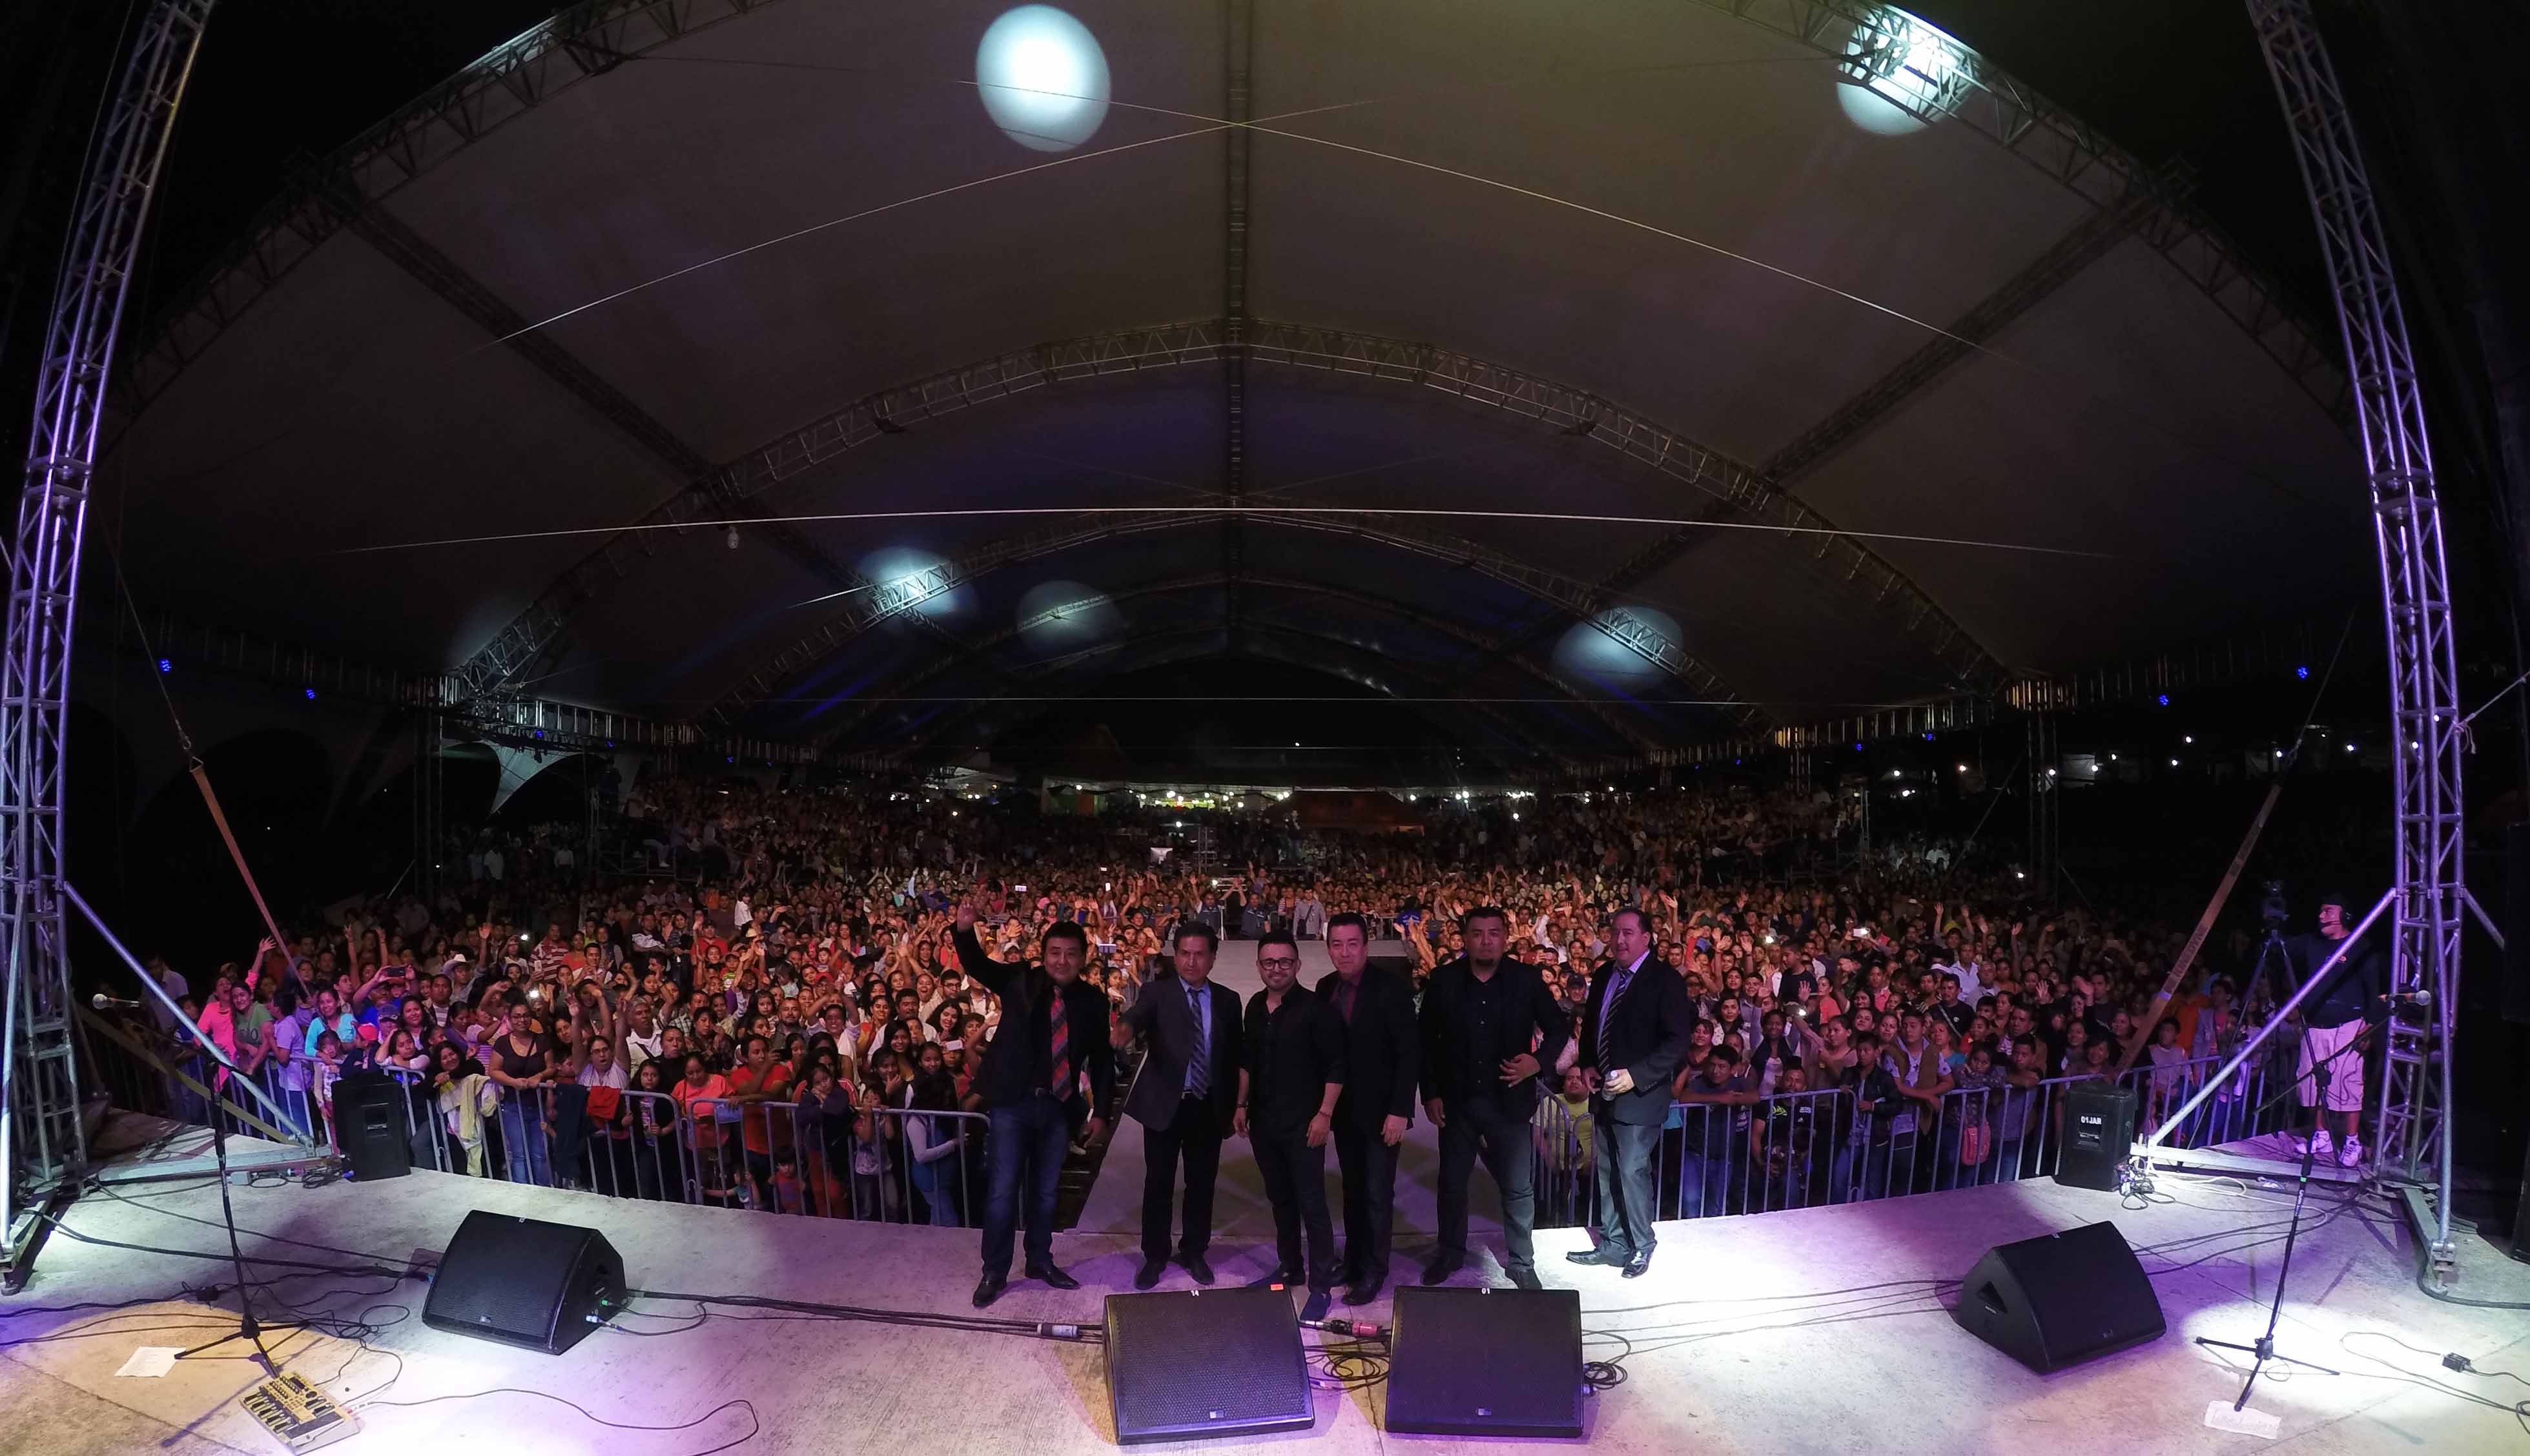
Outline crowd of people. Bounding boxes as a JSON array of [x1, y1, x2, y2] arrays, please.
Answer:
[[126, 776, 2372, 1268]]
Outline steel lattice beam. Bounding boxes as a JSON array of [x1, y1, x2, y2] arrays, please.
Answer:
[[1695, 0, 2347, 424], [5, 0, 216, 1265], [2245, 0, 2463, 1271], [892, 619, 1558, 777], [1220, 0, 1255, 653], [811, 571, 1660, 759], [701, 504, 1767, 733], [125, 0, 792, 410]]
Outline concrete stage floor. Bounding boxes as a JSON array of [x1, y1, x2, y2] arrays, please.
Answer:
[[3, 943, 2524, 1455]]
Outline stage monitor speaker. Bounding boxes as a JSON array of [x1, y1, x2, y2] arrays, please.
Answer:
[[1953, 1220, 2165, 1373], [2053, 1082, 2137, 1191], [2503, 821, 2530, 1025], [1386, 1286, 1583, 1439], [1102, 1288, 1311, 1444], [422, 1211, 624, 1355], [331, 1071, 409, 1182]]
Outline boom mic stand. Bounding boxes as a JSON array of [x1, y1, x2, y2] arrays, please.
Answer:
[[63, 886, 305, 1375]]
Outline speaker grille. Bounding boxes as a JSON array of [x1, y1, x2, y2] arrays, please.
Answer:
[[1103, 1289, 1311, 1443], [1387, 1286, 1583, 1438]]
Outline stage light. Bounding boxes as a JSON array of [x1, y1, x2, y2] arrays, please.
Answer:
[[2168, 758, 2179, 767], [156, 658, 172, 673], [2296, 664, 2311, 679], [2183, 735, 2194, 744], [1854, 743, 1863, 751], [2157, 694, 2170, 706], [303, 688, 316, 700], [976, 6, 1110, 153], [1836, 8, 1962, 137], [2344, 742, 2356, 753]]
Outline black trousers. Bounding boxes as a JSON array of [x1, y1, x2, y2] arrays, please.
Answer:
[[1142, 1095, 1224, 1261], [1331, 1115, 1400, 1282], [1592, 1118, 1662, 1258], [1435, 1096, 1536, 1272], [1252, 1125, 1336, 1288]]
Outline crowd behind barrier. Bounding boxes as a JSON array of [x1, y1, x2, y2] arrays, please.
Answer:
[[86, 777, 2363, 1238]]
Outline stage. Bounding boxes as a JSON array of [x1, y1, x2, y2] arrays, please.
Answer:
[[3, 946, 2523, 1455]]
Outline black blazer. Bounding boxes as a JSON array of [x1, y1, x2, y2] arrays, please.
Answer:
[[952, 928, 1115, 1125], [1315, 965, 1420, 1133], [1117, 972, 1242, 1129], [1577, 954, 1694, 1127], [1417, 956, 1568, 1116]]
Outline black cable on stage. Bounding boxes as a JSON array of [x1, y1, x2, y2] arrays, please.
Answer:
[[79, 1176, 422, 1271], [36, 1211, 410, 1280], [623, 1288, 1098, 1342], [358, 1388, 760, 1456]]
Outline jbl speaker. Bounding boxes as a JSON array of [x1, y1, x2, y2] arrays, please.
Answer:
[[1102, 1288, 1310, 1444], [1953, 1220, 2165, 1372], [422, 1211, 625, 1355], [1386, 1286, 1583, 1439], [331, 1071, 410, 1182], [2053, 1081, 2138, 1191]]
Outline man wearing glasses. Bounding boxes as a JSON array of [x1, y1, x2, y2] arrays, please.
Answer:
[[1236, 932, 1346, 1322]]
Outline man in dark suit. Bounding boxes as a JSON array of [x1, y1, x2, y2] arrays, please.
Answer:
[[1114, 921, 1242, 1287], [1315, 911, 1417, 1304], [1419, 905, 1569, 1289], [1567, 907, 1692, 1278], [954, 902, 1116, 1307], [1236, 932, 1346, 1322]]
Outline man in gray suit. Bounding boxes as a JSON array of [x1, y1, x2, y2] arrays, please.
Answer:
[[1113, 922, 1243, 1288]]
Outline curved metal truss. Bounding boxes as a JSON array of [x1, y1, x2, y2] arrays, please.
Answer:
[[2244, 0, 2462, 1271], [697, 502, 1767, 735], [892, 618, 1558, 772], [468, 319, 1994, 702], [3, 0, 216, 1260], [812, 571, 1663, 759]]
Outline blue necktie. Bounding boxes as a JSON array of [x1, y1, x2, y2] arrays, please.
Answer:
[[1186, 983, 1211, 1099]]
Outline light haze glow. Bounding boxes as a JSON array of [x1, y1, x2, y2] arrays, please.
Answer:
[[976, 6, 1111, 152]]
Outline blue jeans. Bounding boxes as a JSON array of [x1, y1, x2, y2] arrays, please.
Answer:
[[982, 1095, 1070, 1276], [1857, 1136, 1915, 1201], [502, 1091, 553, 1186], [1678, 1148, 1736, 1217], [1830, 1140, 1856, 1204]]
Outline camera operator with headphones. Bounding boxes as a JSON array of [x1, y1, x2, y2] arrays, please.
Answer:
[[2286, 890, 2386, 1169]]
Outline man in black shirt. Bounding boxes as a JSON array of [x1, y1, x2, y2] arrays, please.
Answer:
[[1419, 906, 1569, 1289], [1237, 932, 1346, 1322], [954, 901, 1115, 1308], [1316, 912, 1418, 1305], [2287, 890, 2388, 1168]]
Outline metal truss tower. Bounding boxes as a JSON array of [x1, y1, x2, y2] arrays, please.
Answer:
[[2, 1, 216, 1267], [2245, 0, 2462, 1273]]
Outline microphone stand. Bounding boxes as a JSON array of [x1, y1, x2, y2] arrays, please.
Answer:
[[63, 887, 303, 1374], [2190, 1014, 2386, 1408]]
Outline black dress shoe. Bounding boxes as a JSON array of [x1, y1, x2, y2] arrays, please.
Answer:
[[972, 1273, 1007, 1308], [1299, 1287, 1333, 1324], [1134, 1259, 1165, 1290], [1248, 1266, 1299, 1289], [1177, 1253, 1215, 1286], [1330, 1264, 1363, 1290], [1419, 1256, 1461, 1286], [1621, 1251, 1653, 1279], [1506, 1267, 1543, 1291], [1027, 1262, 1081, 1291], [1565, 1247, 1625, 1267], [1341, 1276, 1384, 1306]]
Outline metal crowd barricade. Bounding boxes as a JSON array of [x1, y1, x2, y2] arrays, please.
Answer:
[[1532, 1094, 1590, 1229]]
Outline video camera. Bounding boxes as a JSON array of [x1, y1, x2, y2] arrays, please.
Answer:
[[2259, 880, 2289, 930]]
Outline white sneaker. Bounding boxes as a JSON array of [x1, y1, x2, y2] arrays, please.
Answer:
[[2299, 1128, 2334, 1159], [2336, 1136, 2363, 1169]]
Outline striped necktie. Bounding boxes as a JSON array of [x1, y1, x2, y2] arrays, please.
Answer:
[[1047, 989, 1070, 1097], [1186, 982, 1211, 1098], [1598, 965, 1635, 1052]]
